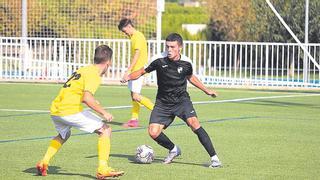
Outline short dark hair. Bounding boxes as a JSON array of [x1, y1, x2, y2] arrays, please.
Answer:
[[118, 18, 134, 30], [166, 33, 183, 46], [94, 45, 113, 64]]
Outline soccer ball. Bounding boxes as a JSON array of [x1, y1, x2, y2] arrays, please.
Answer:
[[135, 145, 154, 164]]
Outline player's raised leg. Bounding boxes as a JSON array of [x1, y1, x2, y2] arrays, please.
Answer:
[[124, 90, 154, 127], [138, 95, 154, 111]]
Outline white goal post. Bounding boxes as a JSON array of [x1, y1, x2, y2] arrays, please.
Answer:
[[266, 0, 320, 70]]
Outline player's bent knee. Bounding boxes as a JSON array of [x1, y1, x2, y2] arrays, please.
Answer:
[[148, 127, 161, 139], [56, 133, 69, 144], [95, 124, 111, 136], [131, 93, 142, 102], [133, 96, 141, 102], [187, 117, 201, 131], [103, 124, 112, 135], [64, 131, 71, 141]]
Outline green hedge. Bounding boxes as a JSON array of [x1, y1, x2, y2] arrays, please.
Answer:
[[162, 3, 209, 40]]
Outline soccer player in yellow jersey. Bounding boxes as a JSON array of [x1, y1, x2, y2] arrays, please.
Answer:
[[36, 45, 124, 179], [118, 18, 154, 127]]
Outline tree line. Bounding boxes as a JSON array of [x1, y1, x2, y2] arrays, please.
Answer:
[[204, 0, 320, 43]]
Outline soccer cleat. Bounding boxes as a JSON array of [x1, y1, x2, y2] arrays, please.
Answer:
[[96, 167, 124, 179], [122, 119, 139, 128], [36, 162, 48, 176], [163, 146, 181, 164], [209, 160, 222, 168]]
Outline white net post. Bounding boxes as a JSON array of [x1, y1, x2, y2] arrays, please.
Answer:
[[156, 0, 165, 54], [21, 0, 28, 78], [303, 0, 309, 84], [266, 0, 320, 86]]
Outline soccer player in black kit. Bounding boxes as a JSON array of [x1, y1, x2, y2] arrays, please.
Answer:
[[121, 33, 222, 168]]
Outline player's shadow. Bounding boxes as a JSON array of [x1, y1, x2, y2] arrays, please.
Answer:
[[86, 153, 164, 164], [170, 160, 214, 167], [23, 166, 96, 179], [106, 121, 123, 126], [86, 154, 207, 167]]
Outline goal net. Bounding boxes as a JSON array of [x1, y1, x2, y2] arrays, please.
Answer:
[[0, 0, 157, 39]]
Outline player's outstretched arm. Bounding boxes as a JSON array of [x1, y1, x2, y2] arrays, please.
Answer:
[[82, 91, 113, 121], [187, 74, 218, 98], [120, 67, 147, 83]]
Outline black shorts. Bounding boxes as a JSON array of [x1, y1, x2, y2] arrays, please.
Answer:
[[149, 98, 197, 128]]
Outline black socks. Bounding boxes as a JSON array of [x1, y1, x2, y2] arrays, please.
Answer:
[[153, 132, 175, 151], [194, 127, 216, 157], [153, 127, 217, 157]]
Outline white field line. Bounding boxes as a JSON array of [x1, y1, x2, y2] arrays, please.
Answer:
[[0, 93, 319, 113], [193, 93, 320, 105], [0, 105, 132, 113]]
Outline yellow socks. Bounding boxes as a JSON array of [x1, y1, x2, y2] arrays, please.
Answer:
[[98, 135, 111, 169], [131, 97, 154, 120], [139, 96, 154, 110], [42, 139, 62, 164], [131, 101, 140, 119]]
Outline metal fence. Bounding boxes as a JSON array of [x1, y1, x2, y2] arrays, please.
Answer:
[[1, 37, 319, 89]]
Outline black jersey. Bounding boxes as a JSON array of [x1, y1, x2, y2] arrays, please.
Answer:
[[145, 53, 193, 104]]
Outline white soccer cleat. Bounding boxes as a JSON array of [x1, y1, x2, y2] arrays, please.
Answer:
[[163, 146, 181, 164], [209, 159, 222, 168]]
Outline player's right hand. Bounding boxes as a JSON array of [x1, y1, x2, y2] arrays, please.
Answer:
[[103, 112, 113, 122]]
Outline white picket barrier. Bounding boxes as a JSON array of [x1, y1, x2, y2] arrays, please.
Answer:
[[1, 37, 319, 89]]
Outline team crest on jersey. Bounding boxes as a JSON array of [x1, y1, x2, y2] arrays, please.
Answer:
[[177, 67, 183, 73]]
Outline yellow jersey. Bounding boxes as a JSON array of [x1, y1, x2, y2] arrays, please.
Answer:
[[130, 30, 148, 72], [50, 65, 101, 116]]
